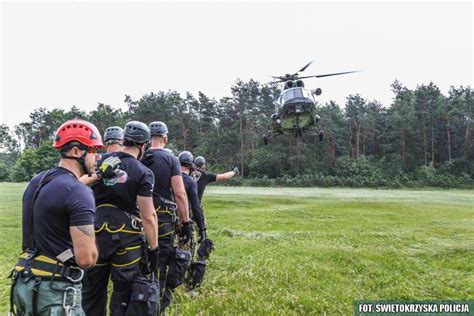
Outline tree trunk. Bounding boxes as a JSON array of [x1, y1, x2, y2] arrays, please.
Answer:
[[464, 126, 470, 160], [401, 132, 406, 170], [349, 122, 354, 159], [422, 117, 428, 165], [326, 135, 336, 159], [355, 123, 360, 159], [431, 119, 435, 164], [182, 127, 188, 150], [447, 127, 451, 161], [250, 121, 256, 160], [239, 114, 244, 176]]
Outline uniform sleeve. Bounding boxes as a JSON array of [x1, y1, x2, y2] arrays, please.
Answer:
[[170, 156, 181, 177], [188, 179, 206, 231], [206, 172, 217, 183], [137, 167, 155, 197], [66, 184, 96, 227]]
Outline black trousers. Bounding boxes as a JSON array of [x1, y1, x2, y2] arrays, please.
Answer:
[[158, 237, 175, 313], [82, 230, 144, 316]]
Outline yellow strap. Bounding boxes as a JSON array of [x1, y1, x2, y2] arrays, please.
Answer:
[[155, 206, 174, 215], [95, 223, 106, 233], [97, 203, 118, 209], [111, 256, 142, 267], [14, 255, 65, 277], [119, 229, 142, 234], [14, 267, 61, 277], [159, 223, 173, 228], [159, 231, 173, 238], [30, 268, 61, 277], [35, 255, 64, 266], [116, 245, 141, 255], [105, 223, 125, 233], [95, 262, 109, 267]]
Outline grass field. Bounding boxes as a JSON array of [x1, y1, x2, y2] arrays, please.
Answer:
[[0, 183, 473, 314]]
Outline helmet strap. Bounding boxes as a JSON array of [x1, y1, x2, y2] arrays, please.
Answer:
[[61, 151, 90, 176], [137, 142, 150, 161]]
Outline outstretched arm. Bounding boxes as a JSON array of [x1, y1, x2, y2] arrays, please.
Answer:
[[216, 169, 238, 181]]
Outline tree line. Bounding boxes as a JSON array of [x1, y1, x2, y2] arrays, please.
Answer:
[[0, 79, 472, 187]]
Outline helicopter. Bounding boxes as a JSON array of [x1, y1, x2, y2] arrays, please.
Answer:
[[262, 61, 359, 145]]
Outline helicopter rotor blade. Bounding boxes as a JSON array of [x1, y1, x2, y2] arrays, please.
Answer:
[[296, 60, 314, 74], [298, 70, 361, 80]]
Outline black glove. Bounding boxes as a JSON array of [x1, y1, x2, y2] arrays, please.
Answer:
[[232, 166, 240, 176], [198, 228, 207, 243], [98, 156, 121, 179], [179, 220, 194, 244], [147, 247, 159, 273]]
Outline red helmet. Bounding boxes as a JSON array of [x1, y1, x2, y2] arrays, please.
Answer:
[[53, 119, 104, 149]]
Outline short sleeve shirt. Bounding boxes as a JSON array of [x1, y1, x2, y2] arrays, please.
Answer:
[[192, 168, 217, 202], [22, 167, 96, 261], [141, 149, 182, 201], [92, 151, 155, 215]]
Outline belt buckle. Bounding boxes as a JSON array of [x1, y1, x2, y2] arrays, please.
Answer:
[[66, 267, 84, 283]]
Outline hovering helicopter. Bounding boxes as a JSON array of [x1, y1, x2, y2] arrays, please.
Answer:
[[262, 61, 359, 145]]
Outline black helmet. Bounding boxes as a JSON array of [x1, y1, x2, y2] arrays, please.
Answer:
[[194, 156, 206, 167], [104, 126, 124, 142], [149, 121, 168, 136], [178, 151, 194, 167], [123, 121, 151, 144]]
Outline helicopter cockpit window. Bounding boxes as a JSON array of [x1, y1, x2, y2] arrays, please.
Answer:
[[282, 89, 301, 102]]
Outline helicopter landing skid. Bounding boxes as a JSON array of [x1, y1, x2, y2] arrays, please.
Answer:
[[306, 127, 324, 142], [262, 131, 282, 145]]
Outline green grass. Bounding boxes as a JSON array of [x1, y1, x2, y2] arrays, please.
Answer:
[[1, 184, 473, 314]]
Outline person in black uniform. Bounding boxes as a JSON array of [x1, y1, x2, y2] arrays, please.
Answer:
[[179, 151, 206, 243], [10, 119, 103, 316], [80, 125, 124, 186], [179, 151, 214, 290], [192, 156, 239, 203], [82, 121, 159, 316], [103, 126, 124, 154], [141, 121, 193, 313]]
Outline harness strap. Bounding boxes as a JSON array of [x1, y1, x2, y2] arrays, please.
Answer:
[[158, 223, 175, 238], [9, 272, 17, 316], [14, 253, 84, 282], [32, 277, 41, 316]]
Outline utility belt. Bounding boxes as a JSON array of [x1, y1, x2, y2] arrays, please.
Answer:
[[95, 204, 143, 236], [12, 250, 84, 283], [10, 250, 83, 316], [153, 195, 178, 239]]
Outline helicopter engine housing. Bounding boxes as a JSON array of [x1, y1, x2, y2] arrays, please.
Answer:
[[284, 80, 294, 89], [295, 80, 305, 87]]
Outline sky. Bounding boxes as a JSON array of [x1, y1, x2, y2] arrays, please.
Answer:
[[1, 1, 472, 128]]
